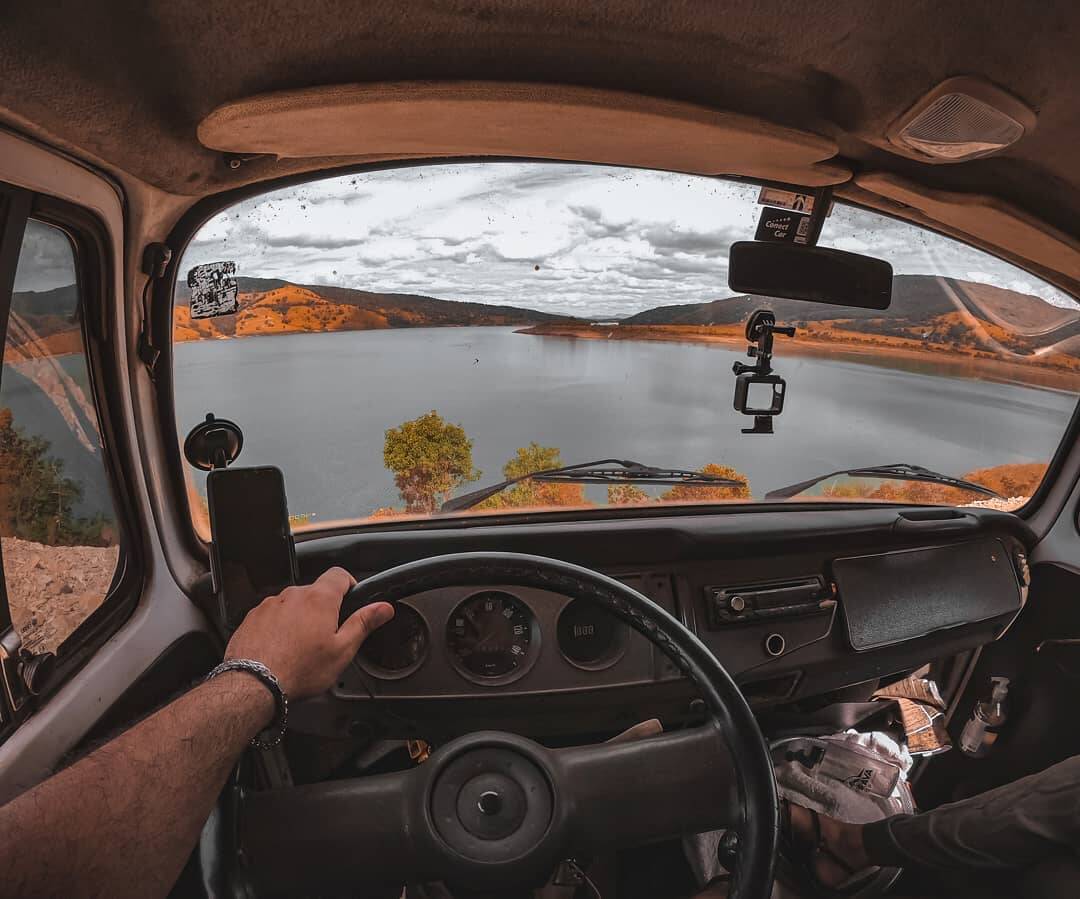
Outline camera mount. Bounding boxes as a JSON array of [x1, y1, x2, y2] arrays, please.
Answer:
[[732, 309, 796, 434]]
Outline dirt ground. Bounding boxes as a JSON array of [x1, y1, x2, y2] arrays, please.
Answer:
[[3, 537, 120, 654]]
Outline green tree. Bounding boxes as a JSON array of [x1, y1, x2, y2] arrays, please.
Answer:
[[479, 443, 588, 510], [608, 483, 650, 505], [383, 411, 480, 513], [660, 463, 751, 503], [0, 407, 109, 545]]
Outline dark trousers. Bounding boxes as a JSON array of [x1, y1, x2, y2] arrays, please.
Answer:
[[863, 755, 1080, 897]]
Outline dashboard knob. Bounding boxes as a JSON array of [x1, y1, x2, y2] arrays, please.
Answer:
[[728, 595, 747, 613]]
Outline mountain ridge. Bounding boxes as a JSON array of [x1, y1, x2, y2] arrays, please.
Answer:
[[174, 277, 578, 333], [621, 274, 1065, 328]]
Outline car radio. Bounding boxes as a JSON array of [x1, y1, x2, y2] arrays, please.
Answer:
[[704, 575, 834, 628]]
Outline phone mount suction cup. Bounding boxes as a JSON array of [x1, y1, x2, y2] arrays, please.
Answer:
[[183, 413, 244, 471]]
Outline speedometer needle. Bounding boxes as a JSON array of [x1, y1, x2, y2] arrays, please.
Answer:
[[473, 631, 501, 651]]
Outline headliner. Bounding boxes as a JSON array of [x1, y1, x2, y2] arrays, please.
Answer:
[[0, 1, 1077, 250]]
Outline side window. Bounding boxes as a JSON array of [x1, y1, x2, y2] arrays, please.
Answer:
[[0, 220, 121, 654]]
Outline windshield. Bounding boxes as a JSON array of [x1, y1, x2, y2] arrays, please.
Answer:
[[173, 162, 1079, 532]]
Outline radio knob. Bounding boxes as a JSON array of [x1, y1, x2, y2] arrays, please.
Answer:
[[728, 595, 747, 613]]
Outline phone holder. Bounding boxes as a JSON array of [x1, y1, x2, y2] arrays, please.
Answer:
[[183, 413, 244, 471], [732, 310, 795, 435]]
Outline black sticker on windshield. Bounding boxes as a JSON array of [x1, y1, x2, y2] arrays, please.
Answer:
[[188, 261, 238, 319], [754, 208, 812, 245]]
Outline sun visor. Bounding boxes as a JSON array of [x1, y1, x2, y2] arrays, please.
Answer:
[[856, 173, 1080, 286], [197, 82, 851, 186]]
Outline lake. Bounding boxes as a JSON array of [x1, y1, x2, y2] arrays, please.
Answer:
[[173, 327, 1078, 523]]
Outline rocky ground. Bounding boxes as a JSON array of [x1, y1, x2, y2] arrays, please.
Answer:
[[3, 537, 120, 654], [963, 496, 1028, 512]]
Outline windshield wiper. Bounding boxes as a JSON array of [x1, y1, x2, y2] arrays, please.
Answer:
[[764, 462, 1003, 501], [441, 458, 746, 513]]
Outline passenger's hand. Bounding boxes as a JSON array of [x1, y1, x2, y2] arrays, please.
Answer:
[[225, 567, 395, 699]]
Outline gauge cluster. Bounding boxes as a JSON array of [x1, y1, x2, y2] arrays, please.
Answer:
[[335, 575, 676, 700]]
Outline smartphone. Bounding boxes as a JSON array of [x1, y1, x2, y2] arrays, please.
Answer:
[[207, 465, 297, 631]]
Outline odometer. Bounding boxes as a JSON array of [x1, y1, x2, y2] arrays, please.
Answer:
[[356, 603, 428, 678], [447, 592, 537, 683]]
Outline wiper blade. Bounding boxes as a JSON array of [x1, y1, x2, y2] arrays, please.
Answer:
[[764, 462, 1003, 501], [441, 458, 746, 513]]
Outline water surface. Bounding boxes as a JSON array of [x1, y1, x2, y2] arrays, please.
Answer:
[[173, 327, 1077, 522]]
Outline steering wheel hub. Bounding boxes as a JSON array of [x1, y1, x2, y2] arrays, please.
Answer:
[[430, 744, 553, 861]]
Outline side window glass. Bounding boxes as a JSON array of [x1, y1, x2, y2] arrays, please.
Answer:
[[1, 220, 120, 653]]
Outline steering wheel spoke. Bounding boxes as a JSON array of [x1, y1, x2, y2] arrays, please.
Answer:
[[556, 722, 740, 852], [239, 766, 421, 891]]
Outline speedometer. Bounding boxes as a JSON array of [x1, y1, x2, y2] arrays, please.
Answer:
[[446, 591, 537, 684]]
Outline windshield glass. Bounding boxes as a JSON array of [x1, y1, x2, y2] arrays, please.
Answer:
[[173, 162, 1079, 531]]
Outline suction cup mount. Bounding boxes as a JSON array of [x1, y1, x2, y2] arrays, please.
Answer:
[[183, 413, 244, 471]]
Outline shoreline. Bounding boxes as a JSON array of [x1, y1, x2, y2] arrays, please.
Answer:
[[172, 320, 531, 344], [171, 319, 1080, 394], [516, 324, 1080, 393]]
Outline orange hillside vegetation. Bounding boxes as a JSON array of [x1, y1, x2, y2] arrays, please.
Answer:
[[175, 286, 392, 341], [661, 463, 751, 502], [235, 287, 390, 336], [822, 461, 1048, 505]]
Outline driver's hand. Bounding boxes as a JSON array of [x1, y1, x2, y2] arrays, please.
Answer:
[[225, 567, 395, 699]]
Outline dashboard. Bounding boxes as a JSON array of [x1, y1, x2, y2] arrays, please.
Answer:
[[292, 505, 1032, 742]]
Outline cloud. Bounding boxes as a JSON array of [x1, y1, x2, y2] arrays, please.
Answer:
[[177, 161, 1076, 318], [641, 224, 741, 257], [13, 220, 76, 292], [261, 233, 367, 250], [568, 204, 634, 239], [302, 189, 375, 207], [634, 254, 727, 276]]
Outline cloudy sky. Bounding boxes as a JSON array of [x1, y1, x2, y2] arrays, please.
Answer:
[[13, 220, 77, 293], [170, 162, 1074, 318]]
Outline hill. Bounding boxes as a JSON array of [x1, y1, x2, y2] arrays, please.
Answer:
[[518, 274, 1080, 387], [173, 277, 576, 341], [612, 274, 1080, 360], [623, 275, 1058, 330]]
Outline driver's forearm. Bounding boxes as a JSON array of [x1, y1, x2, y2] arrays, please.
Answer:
[[0, 671, 273, 899]]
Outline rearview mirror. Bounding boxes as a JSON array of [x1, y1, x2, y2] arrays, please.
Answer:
[[728, 241, 893, 310]]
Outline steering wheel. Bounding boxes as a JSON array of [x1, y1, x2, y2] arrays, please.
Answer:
[[237, 552, 778, 897]]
